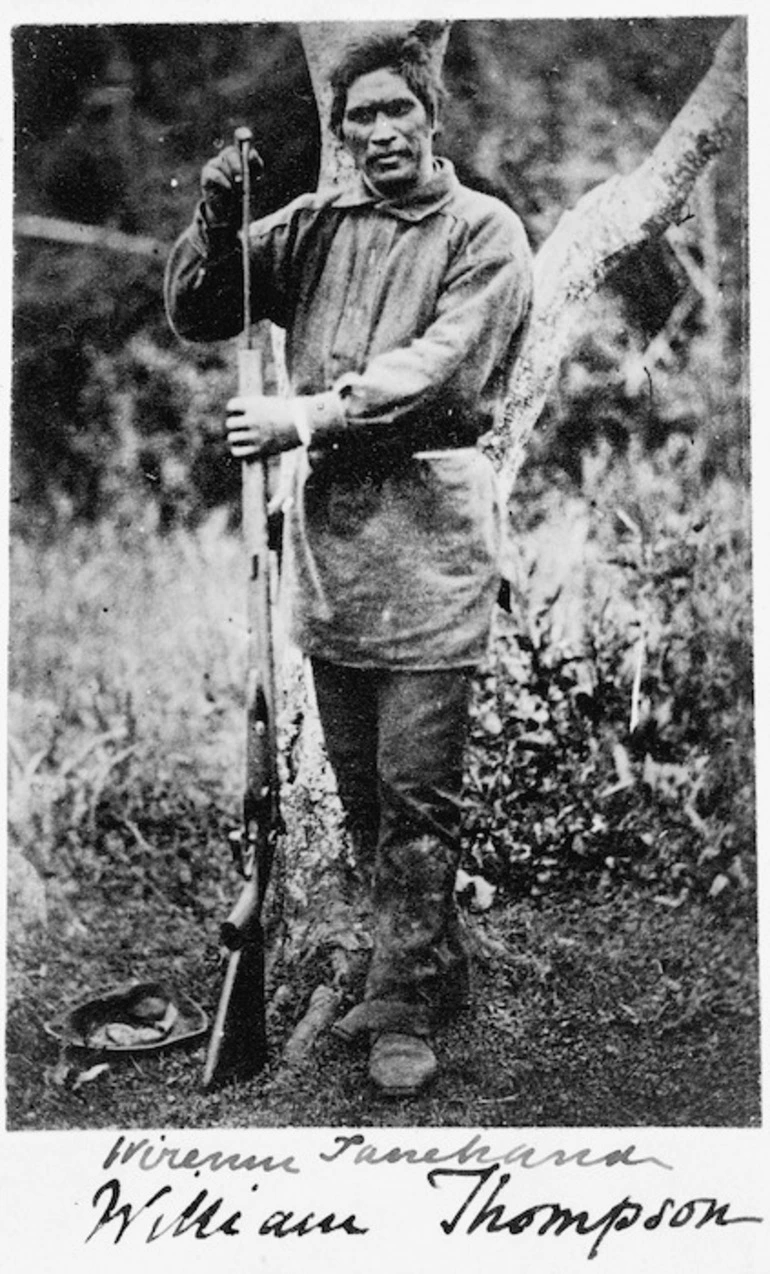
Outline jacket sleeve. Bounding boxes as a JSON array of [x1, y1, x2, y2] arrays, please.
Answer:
[[164, 200, 302, 342], [164, 206, 245, 342], [334, 207, 533, 449]]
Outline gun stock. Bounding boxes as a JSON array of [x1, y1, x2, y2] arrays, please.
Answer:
[[202, 937, 266, 1089]]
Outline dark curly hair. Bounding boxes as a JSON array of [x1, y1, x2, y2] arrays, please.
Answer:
[[329, 33, 445, 139]]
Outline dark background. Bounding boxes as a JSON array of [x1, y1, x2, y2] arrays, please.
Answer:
[[11, 18, 745, 533]]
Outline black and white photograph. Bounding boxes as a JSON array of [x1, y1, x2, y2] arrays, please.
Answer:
[[4, 4, 766, 1271]]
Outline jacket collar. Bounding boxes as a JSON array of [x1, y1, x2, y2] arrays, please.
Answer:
[[328, 157, 459, 222]]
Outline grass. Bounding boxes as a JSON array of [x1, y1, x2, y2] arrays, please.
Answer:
[[6, 452, 759, 1129], [6, 890, 759, 1129]]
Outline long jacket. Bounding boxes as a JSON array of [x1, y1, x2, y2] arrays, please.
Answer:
[[165, 159, 533, 668]]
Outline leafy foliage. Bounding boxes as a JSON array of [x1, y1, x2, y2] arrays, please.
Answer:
[[443, 17, 732, 245], [464, 438, 753, 911]]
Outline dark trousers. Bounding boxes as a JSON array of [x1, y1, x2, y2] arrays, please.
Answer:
[[311, 657, 472, 1030]]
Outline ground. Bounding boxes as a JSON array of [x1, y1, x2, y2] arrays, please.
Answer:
[[6, 881, 759, 1130]]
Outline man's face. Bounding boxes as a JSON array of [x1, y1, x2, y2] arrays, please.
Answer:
[[341, 68, 435, 196]]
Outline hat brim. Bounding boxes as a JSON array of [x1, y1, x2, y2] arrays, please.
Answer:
[[44, 979, 209, 1055]]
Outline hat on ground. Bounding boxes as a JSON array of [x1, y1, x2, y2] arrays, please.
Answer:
[[44, 980, 208, 1054]]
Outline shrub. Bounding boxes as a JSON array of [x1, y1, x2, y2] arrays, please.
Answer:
[[464, 439, 754, 911]]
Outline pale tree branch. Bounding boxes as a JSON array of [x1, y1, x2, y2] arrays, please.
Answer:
[[492, 17, 746, 501]]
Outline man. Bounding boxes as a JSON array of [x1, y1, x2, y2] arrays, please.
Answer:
[[165, 32, 533, 1096]]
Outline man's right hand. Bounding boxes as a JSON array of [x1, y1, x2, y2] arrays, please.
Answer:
[[200, 141, 264, 229]]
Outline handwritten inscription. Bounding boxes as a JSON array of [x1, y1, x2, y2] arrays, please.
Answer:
[[86, 1177, 368, 1244], [101, 1131, 673, 1179], [83, 1132, 763, 1257], [428, 1164, 763, 1259], [320, 1132, 672, 1171], [103, 1133, 299, 1176], [87, 1179, 241, 1243]]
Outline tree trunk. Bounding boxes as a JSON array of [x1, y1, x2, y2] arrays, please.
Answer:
[[273, 17, 746, 1053], [281, 15, 453, 799], [269, 22, 454, 1059], [279, 17, 452, 787]]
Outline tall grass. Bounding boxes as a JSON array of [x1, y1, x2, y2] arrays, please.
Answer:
[[8, 436, 754, 938], [8, 513, 253, 956], [10, 511, 244, 764]]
